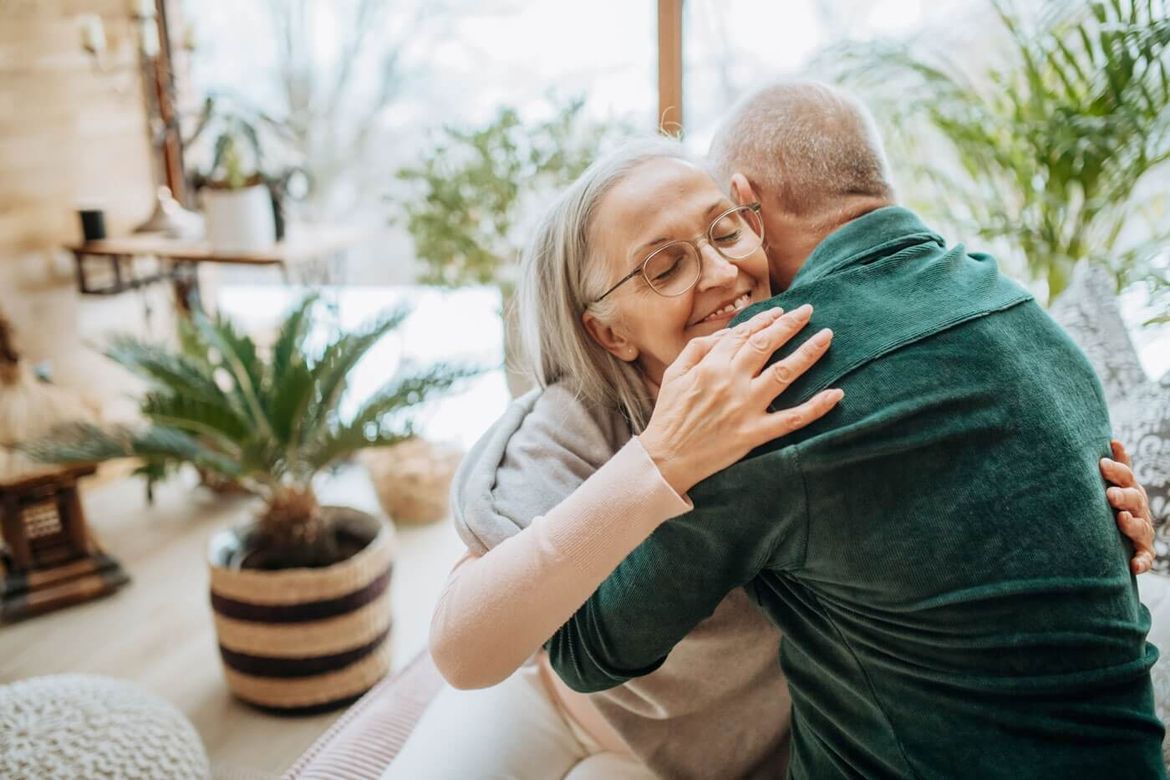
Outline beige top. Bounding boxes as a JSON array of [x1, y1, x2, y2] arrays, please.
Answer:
[[431, 385, 792, 778]]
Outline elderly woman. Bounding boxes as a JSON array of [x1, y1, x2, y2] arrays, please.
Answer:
[[384, 139, 1154, 779]]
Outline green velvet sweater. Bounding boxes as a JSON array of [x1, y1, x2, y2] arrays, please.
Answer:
[[546, 207, 1164, 778]]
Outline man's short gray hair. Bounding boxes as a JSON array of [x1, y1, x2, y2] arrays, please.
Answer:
[[708, 81, 894, 219]]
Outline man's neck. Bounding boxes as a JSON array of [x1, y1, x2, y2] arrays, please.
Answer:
[[769, 197, 892, 290]]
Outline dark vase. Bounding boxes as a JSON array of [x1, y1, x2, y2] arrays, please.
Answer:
[[78, 208, 107, 242], [268, 185, 287, 242]]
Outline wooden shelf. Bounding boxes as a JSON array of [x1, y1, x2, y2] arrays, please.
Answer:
[[65, 225, 365, 267], [65, 225, 366, 303]]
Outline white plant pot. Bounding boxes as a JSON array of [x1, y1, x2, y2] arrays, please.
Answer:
[[202, 184, 275, 253]]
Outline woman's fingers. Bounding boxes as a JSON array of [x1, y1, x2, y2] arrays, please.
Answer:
[[752, 327, 833, 400], [1101, 452, 1157, 575], [1111, 439, 1133, 468], [1107, 486, 1149, 517], [704, 306, 787, 367], [1100, 457, 1138, 489], [665, 329, 731, 380], [1116, 510, 1155, 575], [731, 304, 814, 376], [760, 387, 844, 442], [1133, 553, 1155, 576], [1101, 452, 1151, 523]]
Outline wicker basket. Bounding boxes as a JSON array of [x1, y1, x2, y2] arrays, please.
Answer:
[[207, 506, 396, 711], [363, 438, 463, 526]]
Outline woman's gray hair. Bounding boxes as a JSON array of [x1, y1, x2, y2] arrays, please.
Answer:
[[516, 136, 693, 432]]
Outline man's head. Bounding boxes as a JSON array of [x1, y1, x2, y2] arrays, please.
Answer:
[[708, 81, 895, 290]]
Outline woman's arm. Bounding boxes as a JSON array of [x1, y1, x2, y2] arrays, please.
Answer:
[[430, 437, 691, 689], [430, 306, 841, 689]]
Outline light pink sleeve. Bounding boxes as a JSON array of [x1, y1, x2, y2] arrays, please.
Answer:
[[429, 437, 693, 690]]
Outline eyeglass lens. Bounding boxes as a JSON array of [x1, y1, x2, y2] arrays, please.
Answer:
[[642, 206, 763, 295]]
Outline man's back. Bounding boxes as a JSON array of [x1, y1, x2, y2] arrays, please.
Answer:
[[744, 295, 1161, 777], [547, 207, 1164, 778]]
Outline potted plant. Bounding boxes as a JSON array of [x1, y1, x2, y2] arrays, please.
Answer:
[[827, 0, 1170, 307], [196, 111, 276, 253], [27, 296, 475, 710], [395, 96, 626, 396], [186, 96, 306, 252]]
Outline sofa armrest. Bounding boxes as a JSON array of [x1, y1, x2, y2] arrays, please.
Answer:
[[283, 651, 444, 780]]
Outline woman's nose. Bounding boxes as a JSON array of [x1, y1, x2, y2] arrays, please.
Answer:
[[695, 244, 738, 291]]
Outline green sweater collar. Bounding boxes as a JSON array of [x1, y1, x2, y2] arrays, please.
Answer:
[[791, 205, 944, 287], [733, 204, 1032, 407]]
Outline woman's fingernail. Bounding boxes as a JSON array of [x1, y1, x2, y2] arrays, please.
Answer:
[[815, 328, 833, 344], [1108, 487, 1121, 500]]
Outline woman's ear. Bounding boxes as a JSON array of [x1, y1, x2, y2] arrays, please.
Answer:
[[582, 311, 638, 362], [729, 173, 760, 207]]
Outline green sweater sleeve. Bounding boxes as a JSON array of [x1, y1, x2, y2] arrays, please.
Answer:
[[546, 444, 807, 693]]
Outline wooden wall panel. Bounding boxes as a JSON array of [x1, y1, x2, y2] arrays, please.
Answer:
[[658, 0, 684, 133], [0, 0, 175, 413]]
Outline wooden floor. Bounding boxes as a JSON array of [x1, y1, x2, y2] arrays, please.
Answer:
[[0, 464, 466, 779]]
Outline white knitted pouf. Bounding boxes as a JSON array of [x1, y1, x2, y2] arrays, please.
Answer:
[[0, 673, 210, 780]]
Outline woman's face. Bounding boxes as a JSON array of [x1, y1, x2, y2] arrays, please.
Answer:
[[583, 157, 771, 385]]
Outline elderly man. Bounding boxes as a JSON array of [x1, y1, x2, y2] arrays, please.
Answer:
[[546, 82, 1165, 778]]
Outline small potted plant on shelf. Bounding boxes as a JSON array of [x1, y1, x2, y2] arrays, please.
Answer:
[[26, 296, 475, 710], [187, 96, 306, 253], [197, 112, 276, 253]]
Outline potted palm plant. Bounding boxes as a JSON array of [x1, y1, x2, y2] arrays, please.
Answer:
[[27, 296, 474, 710], [826, 0, 1170, 307]]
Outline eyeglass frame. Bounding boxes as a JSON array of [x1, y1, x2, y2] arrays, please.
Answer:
[[591, 202, 765, 304]]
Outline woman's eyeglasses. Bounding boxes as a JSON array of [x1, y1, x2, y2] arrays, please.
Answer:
[[593, 203, 764, 303]]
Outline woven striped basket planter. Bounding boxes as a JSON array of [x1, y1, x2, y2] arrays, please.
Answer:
[[207, 506, 396, 712]]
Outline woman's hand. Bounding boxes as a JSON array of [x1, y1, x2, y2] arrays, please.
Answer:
[[1100, 439, 1157, 575], [639, 304, 843, 495]]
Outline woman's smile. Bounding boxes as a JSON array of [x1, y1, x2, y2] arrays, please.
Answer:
[[691, 291, 753, 327]]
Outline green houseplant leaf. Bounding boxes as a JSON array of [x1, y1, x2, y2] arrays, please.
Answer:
[[395, 96, 628, 291], [26, 297, 480, 563], [826, 0, 1170, 305]]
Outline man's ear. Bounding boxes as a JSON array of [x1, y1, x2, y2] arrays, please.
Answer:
[[729, 173, 760, 207], [581, 311, 637, 362]]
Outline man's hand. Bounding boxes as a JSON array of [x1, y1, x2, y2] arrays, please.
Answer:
[[1100, 439, 1156, 575]]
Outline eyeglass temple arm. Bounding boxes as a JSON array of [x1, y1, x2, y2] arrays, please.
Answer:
[[594, 265, 644, 303]]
